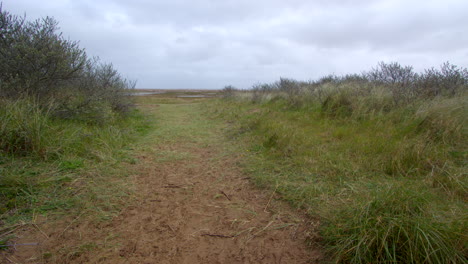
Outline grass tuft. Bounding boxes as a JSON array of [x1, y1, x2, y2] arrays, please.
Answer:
[[0, 98, 52, 156], [322, 185, 465, 263]]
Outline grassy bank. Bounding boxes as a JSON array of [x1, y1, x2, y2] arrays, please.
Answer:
[[0, 5, 148, 247], [0, 98, 150, 237], [212, 64, 467, 263]]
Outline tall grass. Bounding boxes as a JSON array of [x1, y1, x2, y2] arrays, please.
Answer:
[[322, 185, 466, 263], [0, 97, 149, 223], [0, 98, 52, 156], [216, 62, 467, 263]]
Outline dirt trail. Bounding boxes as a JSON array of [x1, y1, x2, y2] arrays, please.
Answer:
[[4, 100, 321, 263]]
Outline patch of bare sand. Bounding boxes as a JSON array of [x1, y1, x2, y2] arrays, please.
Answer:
[[3, 143, 322, 264]]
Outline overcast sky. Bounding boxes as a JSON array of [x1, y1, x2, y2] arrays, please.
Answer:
[[5, 0, 468, 89]]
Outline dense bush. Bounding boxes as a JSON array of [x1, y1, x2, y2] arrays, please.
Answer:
[[0, 6, 134, 128], [0, 14, 86, 99], [0, 5, 137, 158]]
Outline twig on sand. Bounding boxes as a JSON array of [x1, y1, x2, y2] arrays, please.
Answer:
[[219, 190, 231, 201], [201, 233, 236, 238], [201, 226, 257, 239]]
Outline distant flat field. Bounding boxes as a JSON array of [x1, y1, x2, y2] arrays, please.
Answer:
[[130, 89, 220, 97], [132, 89, 220, 93]]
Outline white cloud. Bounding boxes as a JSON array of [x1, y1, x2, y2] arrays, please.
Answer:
[[4, 0, 468, 89]]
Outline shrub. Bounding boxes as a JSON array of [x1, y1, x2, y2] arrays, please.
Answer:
[[0, 6, 135, 126], [251, 83, 274, 103], [0, 9, 86, 100], [366, 62, 417, 87], [417, 62, 468, 97], [221, 85, 238, 99], [237, 62, 467, 110]]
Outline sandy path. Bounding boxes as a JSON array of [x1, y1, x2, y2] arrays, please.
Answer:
[[4, 101, 321, 263]]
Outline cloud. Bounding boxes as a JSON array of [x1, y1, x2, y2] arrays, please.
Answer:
[[4, 0, 468, 89]]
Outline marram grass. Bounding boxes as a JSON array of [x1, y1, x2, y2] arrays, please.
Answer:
[[212, 86, 467, 263], [321, 185, 466, 263]]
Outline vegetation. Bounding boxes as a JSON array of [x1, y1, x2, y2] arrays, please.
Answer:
[[0, 5, 147, 241], [216, 62, 467, 263], [0, 5, 135, 122], [1, 3, 466, 262]]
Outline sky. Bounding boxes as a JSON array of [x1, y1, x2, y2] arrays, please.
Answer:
[[4, 0, 468, 89]]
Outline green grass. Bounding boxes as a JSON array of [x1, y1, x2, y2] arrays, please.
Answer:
[[137, 94, 223, 146], [0, 97, 151, 237], [210, 92, 467, 263], [322, 184, 466, 263]]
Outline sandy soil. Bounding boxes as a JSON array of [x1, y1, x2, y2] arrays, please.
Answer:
[[3, 102, 322, 263]]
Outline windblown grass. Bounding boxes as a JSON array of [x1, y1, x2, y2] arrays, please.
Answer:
[[214, 68, 467, 263], [0, 98, 52, 157], [322, 184, 466, 263], [0, 97, 151, 227]]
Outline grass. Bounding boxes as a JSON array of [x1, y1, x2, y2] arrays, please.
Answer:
[[210, 88, 467, 263], [1, 84, 464, 262], [136, 92, 223, 146], [322, 185, 466, 263], [0, 97, 151, 239]]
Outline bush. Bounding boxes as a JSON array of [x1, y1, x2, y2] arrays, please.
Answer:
[[237, 62, 467, 110], [53, 61, 135, 124], [0, 5, 135, 127], [366, 62, 417, 87], [0, 9, 86, 100], [221, 85, 238, 99], [251, 83, 274, 103], [417, 62, 468, 97]]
